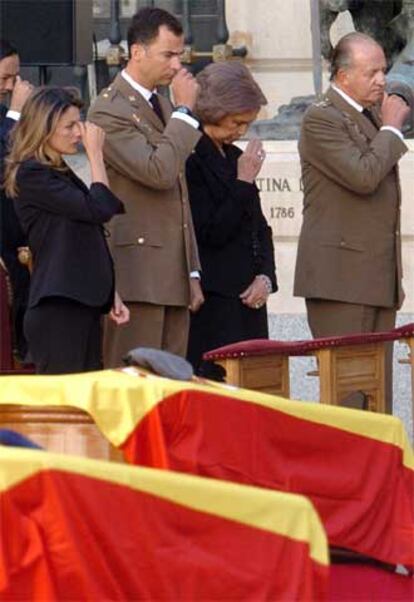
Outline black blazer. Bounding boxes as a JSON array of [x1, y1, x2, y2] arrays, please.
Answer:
[[186, 135, 277, 296], [0, 104, 14, 158], [0, 106, 27, 264], [14, 159, 124, 311], [1, 107, 30, 358]]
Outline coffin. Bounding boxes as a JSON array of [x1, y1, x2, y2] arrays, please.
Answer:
[[0, 404, 124, 462]]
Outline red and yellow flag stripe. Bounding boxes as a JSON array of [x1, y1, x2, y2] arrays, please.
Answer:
[[0, 368, 412, 467], [0, 446, 328, 600], [0, 369, 413, 565]]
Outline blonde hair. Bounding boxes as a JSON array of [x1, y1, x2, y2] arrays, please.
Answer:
[[4, 86, 83, 198]]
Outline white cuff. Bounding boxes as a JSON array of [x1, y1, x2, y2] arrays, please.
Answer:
[[6, 110, 20, 121], [190, 271, 200, 279], [380, 126, 404, 141], [171, 111, 199, 130]]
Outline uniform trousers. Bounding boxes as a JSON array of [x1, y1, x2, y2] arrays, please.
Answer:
[[103, 302, 189, 368], [24, 297, 103, 374], [306, 299, 396, 413]]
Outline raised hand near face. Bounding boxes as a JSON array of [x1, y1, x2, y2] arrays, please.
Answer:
[[171, 67, 199, 110], [10, 75, 33, 112], [78, 121, 106, 157], [381, 92, 410, 130], [237, 138, 266, 183]]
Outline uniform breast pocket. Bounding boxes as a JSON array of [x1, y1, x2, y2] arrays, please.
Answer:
[[345, 120, 370, 149], [133, 122, 163, 148], [321, 237, 365, 253]]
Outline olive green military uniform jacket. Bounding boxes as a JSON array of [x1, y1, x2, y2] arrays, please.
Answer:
[[88, 74, 202, 306], [294, 86, 408, 309]]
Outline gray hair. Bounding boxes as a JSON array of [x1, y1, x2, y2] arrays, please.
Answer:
[[330, 32, 382, 80], [194, 61, 267, 125]]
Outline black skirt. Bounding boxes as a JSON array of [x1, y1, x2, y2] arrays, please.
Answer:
[[187, 291, 268, 378]]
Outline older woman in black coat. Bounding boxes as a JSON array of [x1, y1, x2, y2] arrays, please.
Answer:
[[186, 62, 277, 377]]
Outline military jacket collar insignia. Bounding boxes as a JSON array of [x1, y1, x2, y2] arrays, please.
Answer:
[[327, 86, 381, 138], [112, 73, 171, 132]]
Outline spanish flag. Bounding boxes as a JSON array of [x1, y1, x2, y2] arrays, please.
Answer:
[[0, 446, 328, 600], [0, 369, 413, 566]]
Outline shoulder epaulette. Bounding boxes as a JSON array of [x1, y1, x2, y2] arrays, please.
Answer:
[[313, 98, 331, 108], [100, 84, 115, 100]]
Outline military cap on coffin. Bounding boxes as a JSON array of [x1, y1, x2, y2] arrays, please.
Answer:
[[123, 347, 193, 381]]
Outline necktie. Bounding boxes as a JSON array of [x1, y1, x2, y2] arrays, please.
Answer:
[[362, 108, 378, 129], [149, 93, 166, 125]]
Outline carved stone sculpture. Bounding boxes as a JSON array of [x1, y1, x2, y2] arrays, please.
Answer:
[[250, 0, 414, 139]]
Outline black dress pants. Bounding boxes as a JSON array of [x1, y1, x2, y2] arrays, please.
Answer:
[[187, 292, 268, 379], [24, 297, 103, 374]]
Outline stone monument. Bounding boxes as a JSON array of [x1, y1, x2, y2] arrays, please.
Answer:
[[249, 0, 414, 139]]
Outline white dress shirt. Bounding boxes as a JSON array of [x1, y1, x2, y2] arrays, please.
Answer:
[[121, 70, 199, 129], [332, 83, 404, 141], [6, 109, 20, 121]]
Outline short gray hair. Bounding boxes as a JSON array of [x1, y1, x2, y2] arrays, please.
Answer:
[[194, 61, 267, 125], [330, 32, 382, 81]]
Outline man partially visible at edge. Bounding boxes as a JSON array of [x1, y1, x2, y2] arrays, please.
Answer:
[[0, 39, 33, 361]]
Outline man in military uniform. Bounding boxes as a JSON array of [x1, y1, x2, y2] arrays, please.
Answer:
[[294, 32, 410, 412], [89, 7, 203, 366], [0, 39, 33, 362]]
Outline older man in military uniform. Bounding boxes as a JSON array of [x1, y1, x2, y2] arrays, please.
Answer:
[[89, 8, 203, 366], [294, 32, 410, 412]]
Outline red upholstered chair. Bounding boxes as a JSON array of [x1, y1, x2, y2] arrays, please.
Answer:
[[204, 324, 414, 417], [0, 260, 34, 375], [0, 261, 14, 371]]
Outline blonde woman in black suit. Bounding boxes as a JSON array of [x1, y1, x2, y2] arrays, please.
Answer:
[[4, 87, 129, 374]]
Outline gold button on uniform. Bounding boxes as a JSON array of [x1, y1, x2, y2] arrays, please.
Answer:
[[137, 237, 145, 244]]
